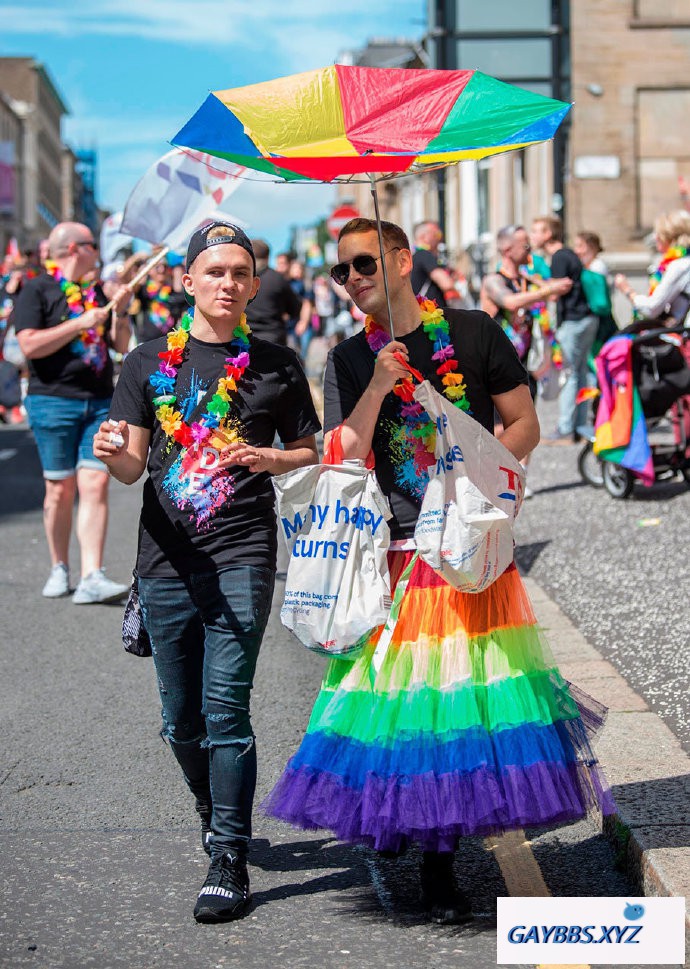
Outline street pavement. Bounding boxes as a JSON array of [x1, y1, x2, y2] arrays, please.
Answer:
[[0, 415, 687, 969]]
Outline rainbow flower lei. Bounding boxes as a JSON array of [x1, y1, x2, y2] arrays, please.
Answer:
[[364, 296, 469, 462], [649, 245, 688, 295], [45, 260, 108, 374], [148, 309, 251, 450], [145, 279, 174, 334]]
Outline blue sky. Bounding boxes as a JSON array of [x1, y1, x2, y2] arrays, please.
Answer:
[[2, 0, 425, 256]]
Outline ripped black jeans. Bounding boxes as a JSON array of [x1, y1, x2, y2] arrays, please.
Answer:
[[139, 565, 275, 860]]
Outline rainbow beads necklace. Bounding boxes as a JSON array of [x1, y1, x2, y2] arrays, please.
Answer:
[[364, 296, 469, 456], [45, 260, 107, 374], [145, 279, 175, 334], [148, 310, 251, 450]]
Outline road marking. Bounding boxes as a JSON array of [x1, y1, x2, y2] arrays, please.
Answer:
[[485, 829, 590, 969], [484, 829, 550, 896]]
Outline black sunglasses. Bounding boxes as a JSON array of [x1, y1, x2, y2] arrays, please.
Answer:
[[330, 247, 400, 286], [76, 240, 98, 250]]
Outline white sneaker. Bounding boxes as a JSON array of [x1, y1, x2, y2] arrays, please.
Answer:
[[42, 563, 70, 598], [72, 568, 128, 605]]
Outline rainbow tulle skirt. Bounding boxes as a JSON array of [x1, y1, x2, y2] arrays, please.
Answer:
[[264, 551, 615, 852]]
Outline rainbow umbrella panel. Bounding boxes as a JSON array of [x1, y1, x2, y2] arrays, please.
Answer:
[[171, 64, 571, 183]]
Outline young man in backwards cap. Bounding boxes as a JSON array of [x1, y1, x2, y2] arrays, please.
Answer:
[[93, 222, 320, 923]]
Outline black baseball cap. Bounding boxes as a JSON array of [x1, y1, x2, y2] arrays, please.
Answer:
[[185, 221, 256, 273]]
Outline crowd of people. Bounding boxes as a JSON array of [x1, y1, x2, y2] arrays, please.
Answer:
[[1, 199, 688, 927]]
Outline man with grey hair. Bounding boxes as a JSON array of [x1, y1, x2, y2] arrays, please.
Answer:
[[410, 220, 457, 307], [13, 221, 133, 602], [481, 225, 572, 494]]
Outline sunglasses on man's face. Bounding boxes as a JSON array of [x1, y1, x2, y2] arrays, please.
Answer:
[[330, 247, 400, 286]]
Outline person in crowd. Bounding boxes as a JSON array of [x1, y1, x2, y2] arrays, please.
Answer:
[[265, 217, 614, 925], [481, 224, 572, 494], [410, 220, 457, 308], [286, 259, 314, 359], [530, 215, 597, 443], [574, 231, 618, 367], [614, 209, 690, 324], [275, 251, 292, 277], [0, 252, 33, 424], [136, 255, 187, 342], [13, 221, 132, 602], [93, 221, 320, 924], [244, 238, 302, 346], [574, 231, 609, 279], [312, 273, 336, 338]]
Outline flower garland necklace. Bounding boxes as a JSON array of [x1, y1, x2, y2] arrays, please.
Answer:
[[364, 296, 469, 460], [145, 278, 174, 334], [45, 260, 108, 374], [148, 309, 251, 450], [649, 245, 689, 295]]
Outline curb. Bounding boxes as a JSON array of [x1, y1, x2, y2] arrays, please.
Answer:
[[523, 577, 690, 933]]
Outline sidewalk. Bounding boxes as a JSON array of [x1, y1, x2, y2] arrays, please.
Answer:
[[525, 578, 690, 934]]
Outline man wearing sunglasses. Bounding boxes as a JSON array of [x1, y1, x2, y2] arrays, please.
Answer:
[[13, 221, 133, 603], [269, 217, 541, 925]]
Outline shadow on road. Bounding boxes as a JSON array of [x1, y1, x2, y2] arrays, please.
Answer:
[[0, 428, 45, 518], [514, 540, 551, 574], [249, 836, 369, 907]]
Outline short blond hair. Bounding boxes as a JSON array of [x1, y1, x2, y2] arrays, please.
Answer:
[[654, 209, 690, 249]]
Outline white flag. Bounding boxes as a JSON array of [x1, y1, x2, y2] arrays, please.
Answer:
[[121, 149, 245, 248], [99, 211, 133, 265]]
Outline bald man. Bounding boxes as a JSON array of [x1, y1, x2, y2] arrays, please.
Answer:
[[13, 222, 133, 602]]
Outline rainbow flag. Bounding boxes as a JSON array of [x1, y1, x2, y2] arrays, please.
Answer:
[[593, 336, 654, 485]]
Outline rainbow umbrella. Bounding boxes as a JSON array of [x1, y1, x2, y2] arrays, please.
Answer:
[[172, 65, 571, 324]]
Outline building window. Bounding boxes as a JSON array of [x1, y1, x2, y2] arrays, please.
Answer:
[[636, 88, 690, 229], [634, 0, 690, 21], [477, 160, 490, 235], [456, 0, 550, 30], [455, 38, 552, 80]]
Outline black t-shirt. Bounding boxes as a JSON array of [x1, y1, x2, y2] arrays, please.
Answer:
[[245, 267, 302, 345], [12, 273, 114, 399], [137, 286, 188, 342], [550, 247, 591, 324], [323, 309, 528, 540], [411, 249, 446, 307], [110, 334, 321, 577]]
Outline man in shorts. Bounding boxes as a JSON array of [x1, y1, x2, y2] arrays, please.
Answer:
[[13, 221, 132, 602]]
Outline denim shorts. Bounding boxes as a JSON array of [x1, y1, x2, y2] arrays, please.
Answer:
[[24, 394, 111, 479]]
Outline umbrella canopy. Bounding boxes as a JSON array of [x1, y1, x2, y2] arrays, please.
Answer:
[[171, 64, 571, 183]]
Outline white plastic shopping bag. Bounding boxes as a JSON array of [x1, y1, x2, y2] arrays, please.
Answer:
[[413, 381, 525, 592], [273, 460, 392, 656]]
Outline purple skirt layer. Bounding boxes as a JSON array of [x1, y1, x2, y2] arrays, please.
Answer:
[[264, 756, 616, 854]]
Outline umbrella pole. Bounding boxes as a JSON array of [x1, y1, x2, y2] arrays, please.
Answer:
[[368, 173, 395, 339]]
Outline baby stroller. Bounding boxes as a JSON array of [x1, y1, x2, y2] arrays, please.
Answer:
[[577, 322, 690, 498]]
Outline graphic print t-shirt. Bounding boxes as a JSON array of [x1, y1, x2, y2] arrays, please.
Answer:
[[12, 273, 114, 399], [110, 334, 321, 576], [323, 309, 528, 540]]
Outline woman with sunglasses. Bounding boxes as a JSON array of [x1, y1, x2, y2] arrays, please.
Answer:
[[265, 217, 615, 924]]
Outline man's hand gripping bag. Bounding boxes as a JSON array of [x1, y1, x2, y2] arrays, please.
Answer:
[[413, 381, 525, 592]]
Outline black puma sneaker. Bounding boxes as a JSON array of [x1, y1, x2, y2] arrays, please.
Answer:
[[193, 851, 252, 923]]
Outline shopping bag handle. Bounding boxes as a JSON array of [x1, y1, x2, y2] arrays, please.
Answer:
[[323, 425, 375, 469], [393, 351, 424, 383]]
